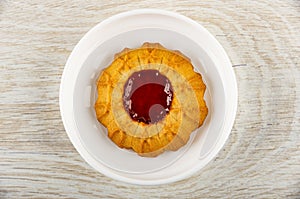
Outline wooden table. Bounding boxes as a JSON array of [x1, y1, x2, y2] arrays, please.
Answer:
[[1, 0, 299, 198]]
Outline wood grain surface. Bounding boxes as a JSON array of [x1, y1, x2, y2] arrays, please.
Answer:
[[1, 0, 299, 198]]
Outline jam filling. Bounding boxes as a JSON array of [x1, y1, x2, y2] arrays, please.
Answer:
[[123, 70, 173, 124]]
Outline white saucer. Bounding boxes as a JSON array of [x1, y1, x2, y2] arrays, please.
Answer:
[[59, 9, 237, 185]]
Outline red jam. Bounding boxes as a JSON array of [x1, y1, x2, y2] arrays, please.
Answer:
[[123, 70, 173, 124]]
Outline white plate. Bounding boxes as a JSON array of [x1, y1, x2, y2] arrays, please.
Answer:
[[59, 9, 237, 185]]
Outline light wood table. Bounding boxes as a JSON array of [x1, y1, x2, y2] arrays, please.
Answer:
[[1, 1, 299, 198]]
